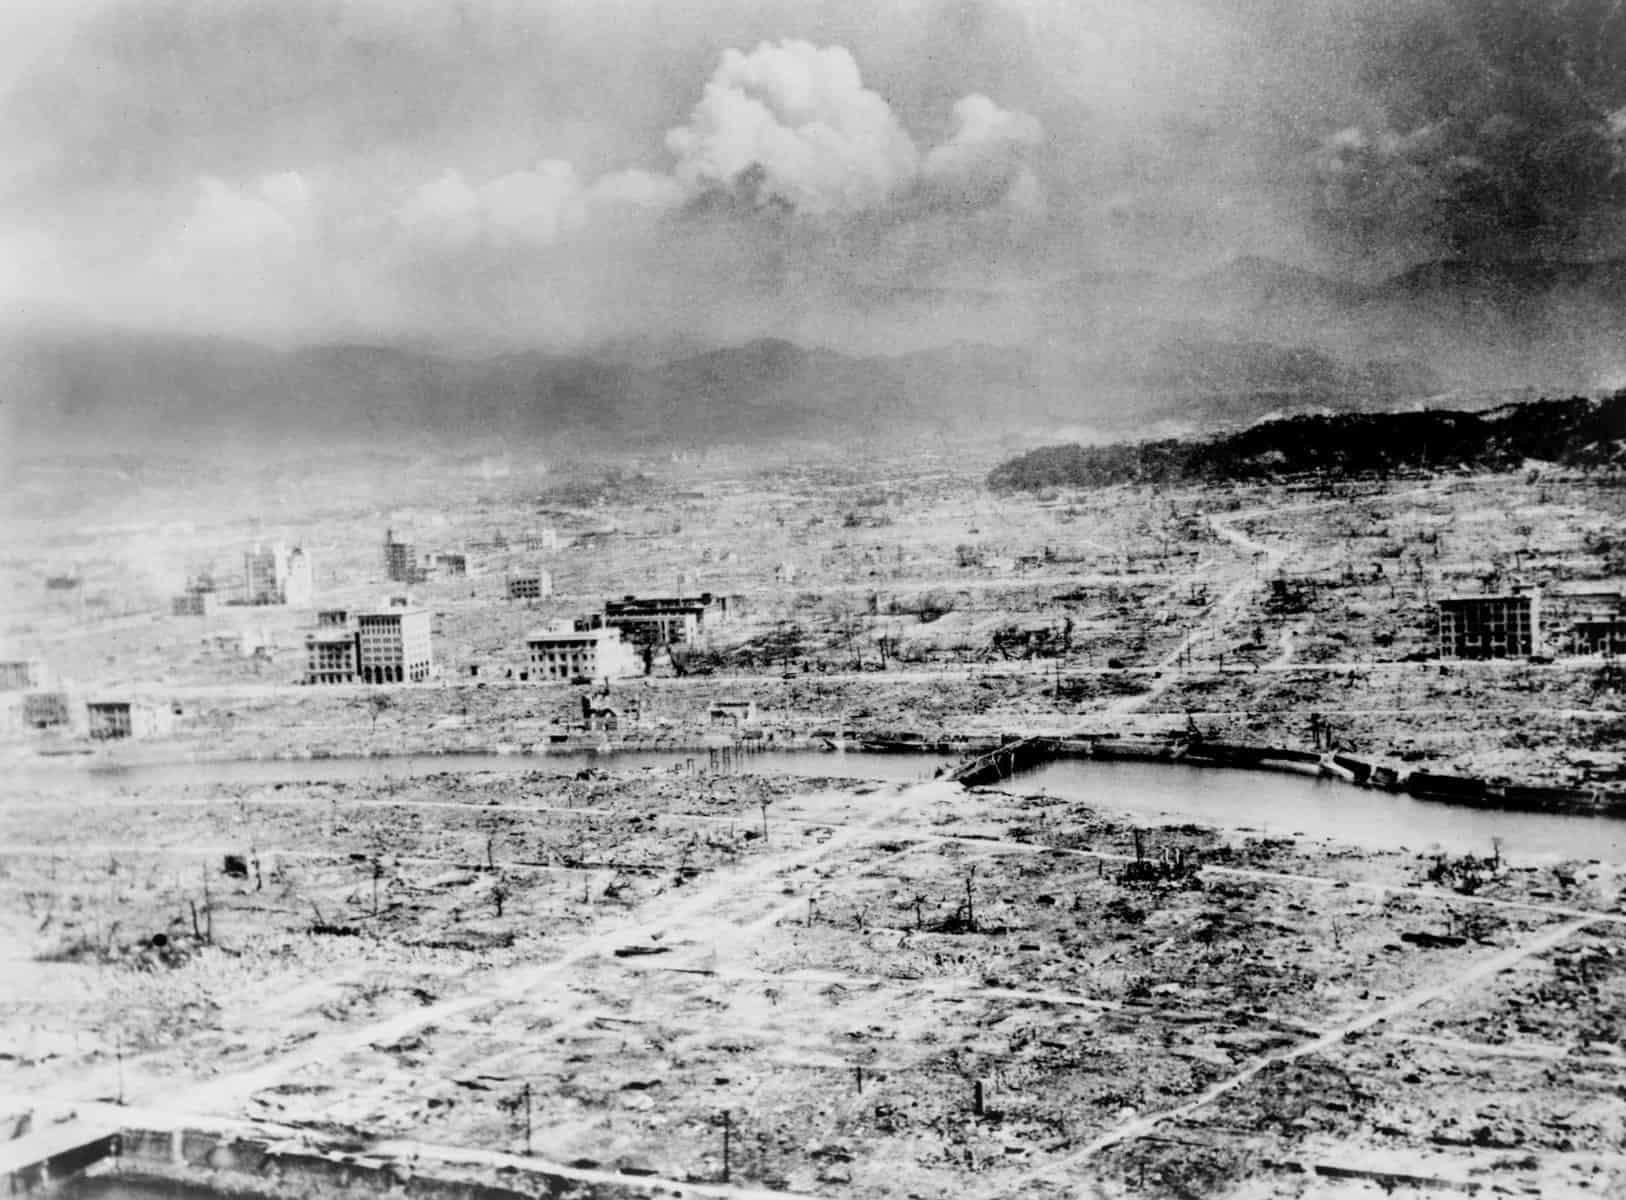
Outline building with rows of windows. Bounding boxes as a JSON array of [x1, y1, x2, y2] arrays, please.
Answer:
[[525, 623, 639, 683], [1436, 591, 1541, 660], [358, 603, 434, 683]]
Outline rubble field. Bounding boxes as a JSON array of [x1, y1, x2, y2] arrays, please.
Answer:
[[3, 768, 1624, 1197]]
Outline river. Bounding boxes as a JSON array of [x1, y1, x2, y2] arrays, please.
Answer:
[[11, 748, 1622, 861]]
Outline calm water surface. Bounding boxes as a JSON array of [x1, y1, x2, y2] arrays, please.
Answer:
[[12, 748, 1622, 861]]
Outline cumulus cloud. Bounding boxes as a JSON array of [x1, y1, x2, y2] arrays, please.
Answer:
[[395, 38, 1043, 253], [172, 173, 312, 260], [920, 93, 1044, 209], [665, 40, 922, 215], [397, 159, 686, 251]]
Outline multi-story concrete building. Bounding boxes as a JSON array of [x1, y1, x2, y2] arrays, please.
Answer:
[[86, 700, 172, 740], [357, 603, 433, 683], [171, 590, 219, 617], [0, 660, 44, 691], [599, 593, 725, 649], [21, 692, 70, 729], [709, 700, 758, 726], [507, 572, 552, 601], [283, 547, 313, 605], [241, 543, 312, 606], [1573, 619, 1626, 657], [305, 629, 361, 685], [316, 608, 351, 629], [383, 530, 422, 584], [525, 624, 639, 683], [1437, 591, 1542, 660]]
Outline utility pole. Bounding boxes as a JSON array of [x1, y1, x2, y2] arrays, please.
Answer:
[[720, 1110, 732, 1183], [522, 1081, 532, 1155]]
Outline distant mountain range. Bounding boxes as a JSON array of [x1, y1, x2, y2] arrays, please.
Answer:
[[4, 255, 1623, 459]]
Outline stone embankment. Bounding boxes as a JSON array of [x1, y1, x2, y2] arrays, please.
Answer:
[[950, 733, 1625, 817]]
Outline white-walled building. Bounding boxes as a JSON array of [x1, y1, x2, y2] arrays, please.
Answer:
[[87, 700, 173, 740], [525, 623, 640, 683], [357, 604, 434, 683], [241, 543, 313, 606]]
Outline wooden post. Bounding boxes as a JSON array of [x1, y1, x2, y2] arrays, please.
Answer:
[[721, 1110, 731, 1183]]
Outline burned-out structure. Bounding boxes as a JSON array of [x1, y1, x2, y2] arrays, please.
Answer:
[[85, 700, 172, 740], [1436, 591, 1541, 660], [506, 571, 552, 601], [242, 543, 313, 607], [0, 660, 44, 691], [597, 593, 727, 649], [382, 529, 423, 584]]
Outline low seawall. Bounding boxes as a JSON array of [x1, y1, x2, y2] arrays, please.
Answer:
[[950, 735, 1624, 820], [24, 1124, 733, 1200]]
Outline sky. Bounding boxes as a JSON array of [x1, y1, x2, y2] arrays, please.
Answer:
[[3, 0, 1625, 350]]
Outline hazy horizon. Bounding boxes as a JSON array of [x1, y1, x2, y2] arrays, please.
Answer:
[[5, 0, 1625, 355]]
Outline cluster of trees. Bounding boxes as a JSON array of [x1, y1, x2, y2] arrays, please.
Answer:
[[988, 394, 1626, 492]]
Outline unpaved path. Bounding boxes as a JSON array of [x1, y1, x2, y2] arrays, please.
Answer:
[[91, 780, 953, 1116], [986, 915, 1595, 1196]]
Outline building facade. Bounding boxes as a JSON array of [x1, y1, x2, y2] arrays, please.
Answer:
[[1573, 619, 1626, 657], [709, 700, 759, 726], [0, 660, 43, 691], [241, 543, 312, 606], [22, 692, 70, 729], [87, 701, 171, 740], [171, 591, 219, 617], [305, 630, 361, 684], [526, 625, 639, 682], [600, 593, 724, 648], [383, 530, 422, 584], [357, 606, 433, 683], [1437, 592, 1541, 660], [507, 572, 552, 601]]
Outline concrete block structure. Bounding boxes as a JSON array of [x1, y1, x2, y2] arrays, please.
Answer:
[[1437, 591, 1541, 660], [1540, 588, 1626, 656], [507, 572, 552, 601], [709, 700, 758, 726], [1573, 619, 1626, 656], [241, 543, 312, 606], [21, 692, 70, 729], [600, 593, 726, 649], [0, 660, 44, 691], [305, 629, 361, 685], [526, 624, 640, 683], [357, 604, 433, 683], [86, 700, 172, 740], [171, 591, 219, 617], [383, 530, 423, 584]]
